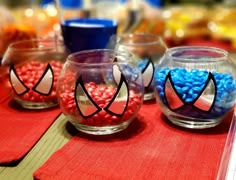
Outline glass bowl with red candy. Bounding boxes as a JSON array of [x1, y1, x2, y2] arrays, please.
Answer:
[[57, 49, 144, 135], [1, 39, 68, 109]]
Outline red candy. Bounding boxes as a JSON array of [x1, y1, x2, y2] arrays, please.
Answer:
[[59, 82, 142, 126], [6, 60, 63, 103]]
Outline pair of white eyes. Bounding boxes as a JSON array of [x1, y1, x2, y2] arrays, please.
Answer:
[[164, 72, 216, 112], [9, 64, 54, 96], [75, 68, 130, 118], [75, 62, 153, 118]]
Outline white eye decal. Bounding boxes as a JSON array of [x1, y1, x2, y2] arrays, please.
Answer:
[[104, 74, 129, 116], [9, 65, 29, 96], [193, 73, 216, 112], [142, 60, 154, 88], [75, 76, 101, 118], [164, 74, 184, 110], [32, 64, 54, 95], [112, 64, 121, 85]]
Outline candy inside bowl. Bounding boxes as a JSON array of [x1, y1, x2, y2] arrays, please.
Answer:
[[57, 49, 144, 135], [154, 46, 236, 129], [1, 39, 68, 109]]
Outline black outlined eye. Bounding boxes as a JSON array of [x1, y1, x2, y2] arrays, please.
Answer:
[[32, 64, 54, 96], [141, 60, 154, 88], [75, 76, 101, 118], [104, 74, 129, 116], [193, 73, 216, 112], [164, 73, 184, 110], [9, 65, 29, 96]]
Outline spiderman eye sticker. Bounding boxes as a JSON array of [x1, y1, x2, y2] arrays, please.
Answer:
[[32, 64, 54, 95], [75, 66, 129, 118], [112, 64, 121, 85], [9, 65, 29, 96], [164, 71, 217, 112], [9, 64, 54, 96], [138, 58, 154, 89], [104, 74, 129, 116]]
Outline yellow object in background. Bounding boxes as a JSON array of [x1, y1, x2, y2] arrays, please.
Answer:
[[209, 6, 236, 50], [0, 24, 36, 57]]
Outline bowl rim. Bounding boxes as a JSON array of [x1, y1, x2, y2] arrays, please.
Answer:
[[67, 49, 136, 66], [7, 38, 65, 52], [165, 46, 229, 62], [113, 33, 168, 47]]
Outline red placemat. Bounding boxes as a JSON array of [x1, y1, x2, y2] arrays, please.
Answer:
[[33, 102, 233, 180], [0, 83, 61, 165], [0, 83, 10, 103]]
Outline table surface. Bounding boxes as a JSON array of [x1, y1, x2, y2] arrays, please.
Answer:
[[0, 53, 235, 180], [220, 111, 236, 180], [0, 111, 235, 180], [221, 53, 236, 180], [0, 114, 71, 180]]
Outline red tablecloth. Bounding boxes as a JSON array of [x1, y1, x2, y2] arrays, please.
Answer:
[[0, 83, 61, 165], [34, 102, 232, 180], [0, 84, 9, 103]]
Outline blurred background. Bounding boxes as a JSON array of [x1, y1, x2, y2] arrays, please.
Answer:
[[0, 0, 236, 58]]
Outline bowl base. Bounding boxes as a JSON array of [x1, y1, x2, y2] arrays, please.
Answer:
[[167, 115, 223, 129], [69, 119, 132, 135], [14, 99, 58, 110], [144, 92, 155, 101]]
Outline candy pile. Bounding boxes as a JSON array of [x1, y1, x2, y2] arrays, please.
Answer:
[[58, 82, 142, 126], [7, 60, 63, 103], [155, 67, 236, 118]]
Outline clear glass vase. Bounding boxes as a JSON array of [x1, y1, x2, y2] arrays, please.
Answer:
[[113, 33, 167, 101], [57, 49, 144, 135], [1, 39, 68, 109], [154, 46, 236, 129]]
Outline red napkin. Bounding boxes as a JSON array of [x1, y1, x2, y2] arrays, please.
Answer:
[[0, 83, 9, 103], [0, 83, 61, 165], [33, 102, 232, 180]]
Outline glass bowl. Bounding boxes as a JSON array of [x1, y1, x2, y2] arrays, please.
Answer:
[[57, 49, 144, 135], [112, 33, 167, 101], [154, 46, 236, 129], [1, 39, 68, 109]]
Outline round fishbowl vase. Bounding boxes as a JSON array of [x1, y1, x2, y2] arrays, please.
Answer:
[[113, 33, 167, 101], [154, 46, 236, 129], [1, 39, 68, 109], [57, 49, 144, 135]]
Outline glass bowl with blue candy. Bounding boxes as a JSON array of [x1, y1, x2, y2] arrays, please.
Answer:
[[154, 46, 236, 129], [111, 33, 167, 101]]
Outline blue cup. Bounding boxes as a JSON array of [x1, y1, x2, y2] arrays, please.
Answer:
[[61, 18, 118, 53]]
